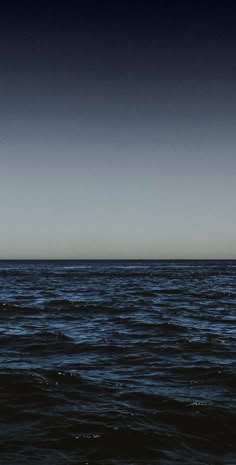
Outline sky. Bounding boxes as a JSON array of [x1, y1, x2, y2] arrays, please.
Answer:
[[0, 2, 235, 259]]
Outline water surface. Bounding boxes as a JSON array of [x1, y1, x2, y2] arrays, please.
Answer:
[[0, 260, 235, 464]]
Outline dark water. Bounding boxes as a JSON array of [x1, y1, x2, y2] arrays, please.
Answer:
[[0, 260, 235, 465]]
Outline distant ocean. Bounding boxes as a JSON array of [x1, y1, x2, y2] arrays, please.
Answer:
[[0, 260, 235, 465]]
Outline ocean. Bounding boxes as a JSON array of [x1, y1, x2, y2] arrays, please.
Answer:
[[0, 260, 235, 464]]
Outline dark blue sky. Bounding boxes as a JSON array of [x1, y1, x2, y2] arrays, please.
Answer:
[[0, 2, 236, 258]]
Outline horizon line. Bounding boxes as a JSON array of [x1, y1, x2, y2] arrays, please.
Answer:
[[0, 258, 235, 261]]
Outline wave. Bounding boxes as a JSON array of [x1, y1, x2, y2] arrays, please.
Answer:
[[0, 260, 235, 464]]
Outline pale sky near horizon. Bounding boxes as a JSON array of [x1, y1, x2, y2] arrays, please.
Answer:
[[0, 4, 235, 259]]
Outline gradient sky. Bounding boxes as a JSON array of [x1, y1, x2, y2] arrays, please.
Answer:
[[0, 3, 235, 258]]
